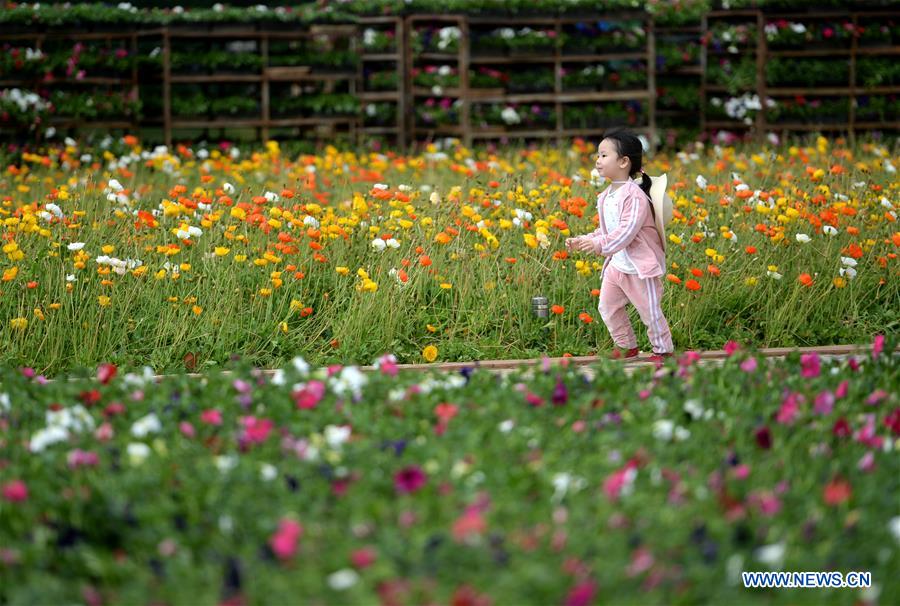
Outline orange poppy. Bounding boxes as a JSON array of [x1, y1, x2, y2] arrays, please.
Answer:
[[685, 279, 701, 291], [551, 304, 565, 315], [798, 273, 814, 287]]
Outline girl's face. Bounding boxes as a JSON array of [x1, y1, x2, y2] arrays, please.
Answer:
[[595, 139, 631, 180]]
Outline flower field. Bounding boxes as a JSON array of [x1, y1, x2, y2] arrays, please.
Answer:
[[1, 339, 898, 603], [0, 136, 898, 374]]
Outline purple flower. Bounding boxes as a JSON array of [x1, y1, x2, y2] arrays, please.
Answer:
[[551, 378, 568, 406], [394, 465, 427, 494]]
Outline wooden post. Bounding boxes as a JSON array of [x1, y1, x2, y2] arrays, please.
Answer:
[[755, 8, 765, 142], [163, 28, 171, 148], [699, 13, 707, 137], [261, 33, 269, 142], [460, 15, 471, 148], [397, 16, 407, 150], [131, 32, 139, 135], [647, 14, 657, 152], [849, 12, 858, 145], [555, 16, 563, 146]]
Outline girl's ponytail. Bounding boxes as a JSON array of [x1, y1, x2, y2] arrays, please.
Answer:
[[636, 168, 652, 200]]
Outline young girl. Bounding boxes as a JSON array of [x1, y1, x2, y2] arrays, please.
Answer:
[[565, 128, 674, 362]]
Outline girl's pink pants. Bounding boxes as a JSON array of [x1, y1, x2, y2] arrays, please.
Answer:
[[598, 266, 675, 354]]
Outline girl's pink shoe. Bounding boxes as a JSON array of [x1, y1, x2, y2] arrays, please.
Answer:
[[610, 347, 640, 360]]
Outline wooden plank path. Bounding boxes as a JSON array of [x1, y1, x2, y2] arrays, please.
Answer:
[[146, 344, 884, 381], [32, 343, 879, 383], [353, 344, 877, 375]]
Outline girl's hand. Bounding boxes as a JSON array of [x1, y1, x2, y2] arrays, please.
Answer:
[[571, 239, 594, 253]]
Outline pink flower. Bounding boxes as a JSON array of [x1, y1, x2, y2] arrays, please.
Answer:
[[776, 392, 803, 425], [232, 379, 252, 394], [854, 414, 883, 449], [872, 334, 885, 359], [2, 480, 28, 502], [866, 389, 888, 406], [350, 547, 377, 569], [239, 416, 274, 445], [626, 547, 654, 577], [377, 354, 398, 377], [67, 449, 99, 469], [179, 421, 195, 438], [750, 491, 781, 517], [835, 380, 849, 399], [97, 363, 117, 385], [731, 464, 750, 480], [292, 381, 325, 410], [394, 465, 427, 494], [525, 392, 544, 407], [452, 507, 487, 542], [800, 353, 820, 378], [724, 340, 741, 356], [603, 460, 638, 502], [740, 357, 758, 373], [814, 390, 834, 415], [95, 422, 114, 442], [200, 409, 222, 425], [857, 451, 875, 473], [269, 518, 303, 561], [679, 351, 701, 367], [564, 580, 597, 606]]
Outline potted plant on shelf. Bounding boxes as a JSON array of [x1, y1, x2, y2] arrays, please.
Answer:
[[413, 65, 460, 92], [172, 93, 210, 119], [364, 102, 397, 127], [0, 88, 51, 134], [507, 69, 555, 94], [604, 64, 647, 91], [0, 47, 49, 80], [469, 67, 508, 91], [415, 97, 459, 128], [594, 23, 647, 54], [362, 28, 396, 54], [563, 23, 599, 55], [561, 65, 604, 92], [367, 70, 399, 92], [210, 96, 259, 119], [506, 28, 558, 58], [857, 21, 896, 48], [471, 30, 511, 58]]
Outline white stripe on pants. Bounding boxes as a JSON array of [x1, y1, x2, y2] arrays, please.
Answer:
[[597, 266, 674, 354]]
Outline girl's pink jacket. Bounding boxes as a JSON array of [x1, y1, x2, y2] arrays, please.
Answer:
[[578, 180, 666, 281]]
